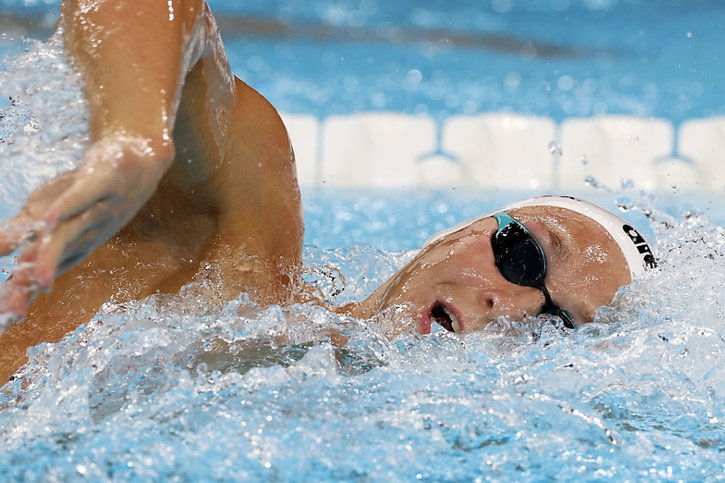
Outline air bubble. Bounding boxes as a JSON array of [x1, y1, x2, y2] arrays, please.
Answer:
[[616, 195, 634, 212], [548, 141, 562, 156], [584, 175, 602, 188]]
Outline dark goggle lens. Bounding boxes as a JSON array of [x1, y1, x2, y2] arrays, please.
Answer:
[[491, 214, 547, 287], [491, 212, 577, 330]]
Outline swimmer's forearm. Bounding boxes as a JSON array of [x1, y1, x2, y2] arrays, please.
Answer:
[[60, 0, 208, 146], [0, 1, 221, 323]]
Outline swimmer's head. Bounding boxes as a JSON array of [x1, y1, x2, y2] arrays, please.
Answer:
[[426, 195, 657, 278], [353, 196, 655, 333]]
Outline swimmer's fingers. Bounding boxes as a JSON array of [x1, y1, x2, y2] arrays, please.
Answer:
[[43, 137, 169, 229], [0, 202, 109, 322], [26, 169, 80, 210], [0, 226, 77, 323], [0, 137, 170, 324], [0, 221, 23, 256], [0, 243, 40, 323], [0, 170, 80, 256], [43, 165, 116, 229], [1, 178, 124, 319], [33, 200, 115, 287]]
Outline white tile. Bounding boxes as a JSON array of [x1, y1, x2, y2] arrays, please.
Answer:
[[320, 113, 437, 188], [441, 113, 557, 190], [559, 116, 673, 192], [417, 154, 465, 188], [653, 157, 702, 193], [281, 113, 320, 187], [678, 117, 725, 193]]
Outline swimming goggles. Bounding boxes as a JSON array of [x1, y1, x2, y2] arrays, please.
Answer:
[[491, 212, 576, 329]]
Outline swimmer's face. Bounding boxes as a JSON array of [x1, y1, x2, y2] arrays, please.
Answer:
[[360, 206, 630, 334]]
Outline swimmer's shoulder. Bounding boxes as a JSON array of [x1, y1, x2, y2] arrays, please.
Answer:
[[232, 76, 291, 144]]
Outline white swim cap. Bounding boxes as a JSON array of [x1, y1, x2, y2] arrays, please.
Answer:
[[426, 195, 656, 278]]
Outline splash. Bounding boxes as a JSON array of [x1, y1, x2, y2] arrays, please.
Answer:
[[0, 30, 88, 220], [0, 19, 722, 483], [0, 217, 723, 480]]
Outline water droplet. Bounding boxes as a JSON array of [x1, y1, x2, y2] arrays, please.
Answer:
[[580, 155, 588, 165], [548, 141, 562, 156], [557, 75, 574, 91], [406, 69, 423, 87], [504, 72, 521, 91], [616, 195, 634, 212], [620, 178, 634, 190], [584, 175, 598, 187]]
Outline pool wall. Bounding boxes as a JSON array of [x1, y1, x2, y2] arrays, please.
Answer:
[[3, 2, 725, 196], [283, 111, 725, 194]]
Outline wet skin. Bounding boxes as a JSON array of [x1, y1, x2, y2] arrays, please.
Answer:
[[0, 0, 632, 383], [348, 206, 631, 334], [0, 0, 303, 383]]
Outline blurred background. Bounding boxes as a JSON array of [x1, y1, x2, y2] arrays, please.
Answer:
[[2, 0, 722, 121], [2, 0, 724, 196]]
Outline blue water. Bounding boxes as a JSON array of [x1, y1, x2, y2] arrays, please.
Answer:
[[0, 1, 724, 481], [219, 0, 725, 123], [3, 0, 725, 122], [0, 186, 723, 481]]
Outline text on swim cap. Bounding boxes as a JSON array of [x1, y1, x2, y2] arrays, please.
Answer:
[[622, 224, 657, 269]]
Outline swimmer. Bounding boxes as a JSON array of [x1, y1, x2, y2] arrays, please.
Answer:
[[0, 0, 654, 383]]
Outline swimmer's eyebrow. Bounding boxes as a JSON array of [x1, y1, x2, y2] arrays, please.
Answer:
[[541, 223, 572, 263]]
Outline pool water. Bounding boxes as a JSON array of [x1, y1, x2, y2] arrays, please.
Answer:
[[217, 0, 725, 123], [0, 1, 724, 481], [2, 0, 725, 122], [0, 186, 723, 481]]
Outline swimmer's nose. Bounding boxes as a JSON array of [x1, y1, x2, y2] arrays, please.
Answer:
[[473, 287, 544, 326]]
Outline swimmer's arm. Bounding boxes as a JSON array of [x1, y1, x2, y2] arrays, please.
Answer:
[[61, 0, 207, 143], [0, 0, 213, 320]]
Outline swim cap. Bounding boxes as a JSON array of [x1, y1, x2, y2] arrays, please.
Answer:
[[426, 195, 656, 278], [504, 196, 656, 277]]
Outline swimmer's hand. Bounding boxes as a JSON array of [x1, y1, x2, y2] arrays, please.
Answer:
[[0, 133, 174, 326]]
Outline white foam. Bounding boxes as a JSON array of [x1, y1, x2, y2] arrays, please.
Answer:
[[0, 32, 88, 220]]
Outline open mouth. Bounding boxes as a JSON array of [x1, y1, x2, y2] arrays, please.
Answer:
[[430, 302, 462, 333]]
